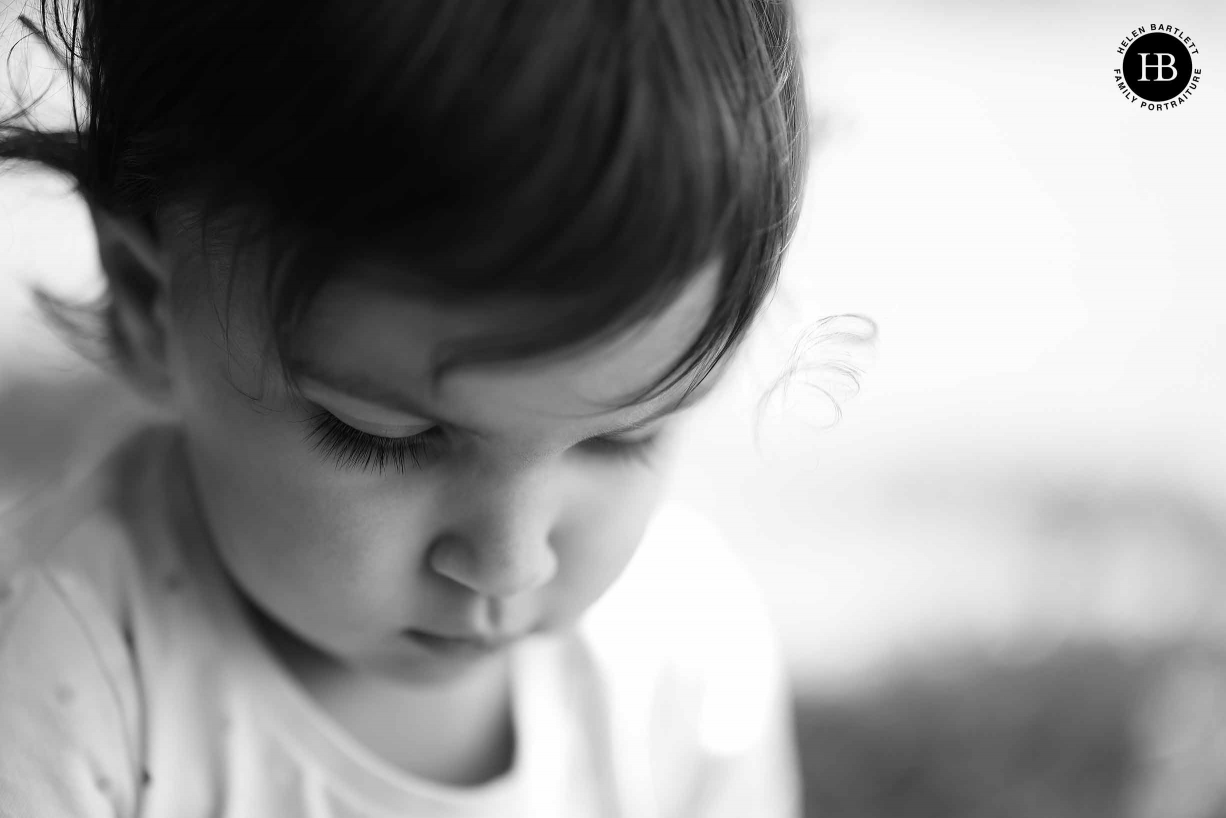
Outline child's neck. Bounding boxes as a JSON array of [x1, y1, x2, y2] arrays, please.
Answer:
[[300, 653, 517, 787]]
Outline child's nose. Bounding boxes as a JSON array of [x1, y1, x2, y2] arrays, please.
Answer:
[[426, 467, 560, 599], [428, 530, 558, 599]]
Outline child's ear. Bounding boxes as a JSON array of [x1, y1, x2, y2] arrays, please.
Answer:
[[88, 205, 175, 404]]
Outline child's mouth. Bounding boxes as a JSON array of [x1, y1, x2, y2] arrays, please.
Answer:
[[403, 628, 514, 656]]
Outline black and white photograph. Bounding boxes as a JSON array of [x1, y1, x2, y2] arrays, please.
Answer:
[[1, 0, 1223, 815]]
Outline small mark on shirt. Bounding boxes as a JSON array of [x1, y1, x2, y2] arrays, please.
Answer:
[[0, 579, 13, 605], [95, 773, 112, 793], [164, 573, 185, 593], [54, 683, 75, 705], [141, 768, 153, 788]]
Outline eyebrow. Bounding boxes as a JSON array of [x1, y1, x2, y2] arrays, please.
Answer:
[[287, 358, 725, 437]]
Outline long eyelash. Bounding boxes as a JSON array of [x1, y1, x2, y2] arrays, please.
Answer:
[[304, 410, 661, 474], [303, 411, 443, 475]]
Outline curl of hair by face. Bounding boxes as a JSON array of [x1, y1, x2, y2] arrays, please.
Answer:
[[2, 0, 809, 406]]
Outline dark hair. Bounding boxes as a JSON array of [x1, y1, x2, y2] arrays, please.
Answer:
[[2, 0, 809, 408]]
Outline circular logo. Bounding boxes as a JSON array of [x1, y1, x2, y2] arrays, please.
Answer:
[[1114, 25, 1202, 110], [1123, 33, 1192, 100]]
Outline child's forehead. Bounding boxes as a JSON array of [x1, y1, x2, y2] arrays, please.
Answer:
[[288, 261, 722, 423]]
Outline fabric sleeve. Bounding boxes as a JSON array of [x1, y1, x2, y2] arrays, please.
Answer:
[[582, 503, 806, 817], [681, 643, 804, 818], [0, 564, 143, 818], [672, 590, 803, 818], [646, 512, 804, 818]]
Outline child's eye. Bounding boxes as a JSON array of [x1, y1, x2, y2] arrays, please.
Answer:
[[304, 411, 444, 475], [304, 411, 662, 475], [580, 433, 661, 466]]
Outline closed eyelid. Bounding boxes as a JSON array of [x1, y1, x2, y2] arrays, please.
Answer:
[[298, 380, 437, 427], [290, 366, 488, 439], [313, 385, 671, 445], [290, 360, 726, 439], [319, 403, 436, 439]]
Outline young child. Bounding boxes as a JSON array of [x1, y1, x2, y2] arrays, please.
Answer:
[[0, 0, 809, 815]]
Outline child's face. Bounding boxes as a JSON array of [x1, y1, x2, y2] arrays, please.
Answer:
[[161, 236, 723, 685]]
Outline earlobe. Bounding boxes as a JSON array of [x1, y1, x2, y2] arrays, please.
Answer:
[[89, 205, 175, 404]]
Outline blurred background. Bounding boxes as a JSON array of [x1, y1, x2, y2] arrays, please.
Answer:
[[3, 0, 1226, 816]]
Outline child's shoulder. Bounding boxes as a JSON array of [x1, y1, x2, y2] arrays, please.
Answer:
[[570, 503, 796, 812], [0, 424, 176, 638], [579, 501, 786, 740], [585, 501, 776, 653], [0, 429, 166, 817]]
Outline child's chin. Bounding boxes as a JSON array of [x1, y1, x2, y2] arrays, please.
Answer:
[[364, 640, 509, 687]]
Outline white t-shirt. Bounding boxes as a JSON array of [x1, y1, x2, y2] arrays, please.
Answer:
[[0, 424, 801, 817]]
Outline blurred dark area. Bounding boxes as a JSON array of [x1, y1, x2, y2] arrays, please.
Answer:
[[797, 640, 1226, 818]]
